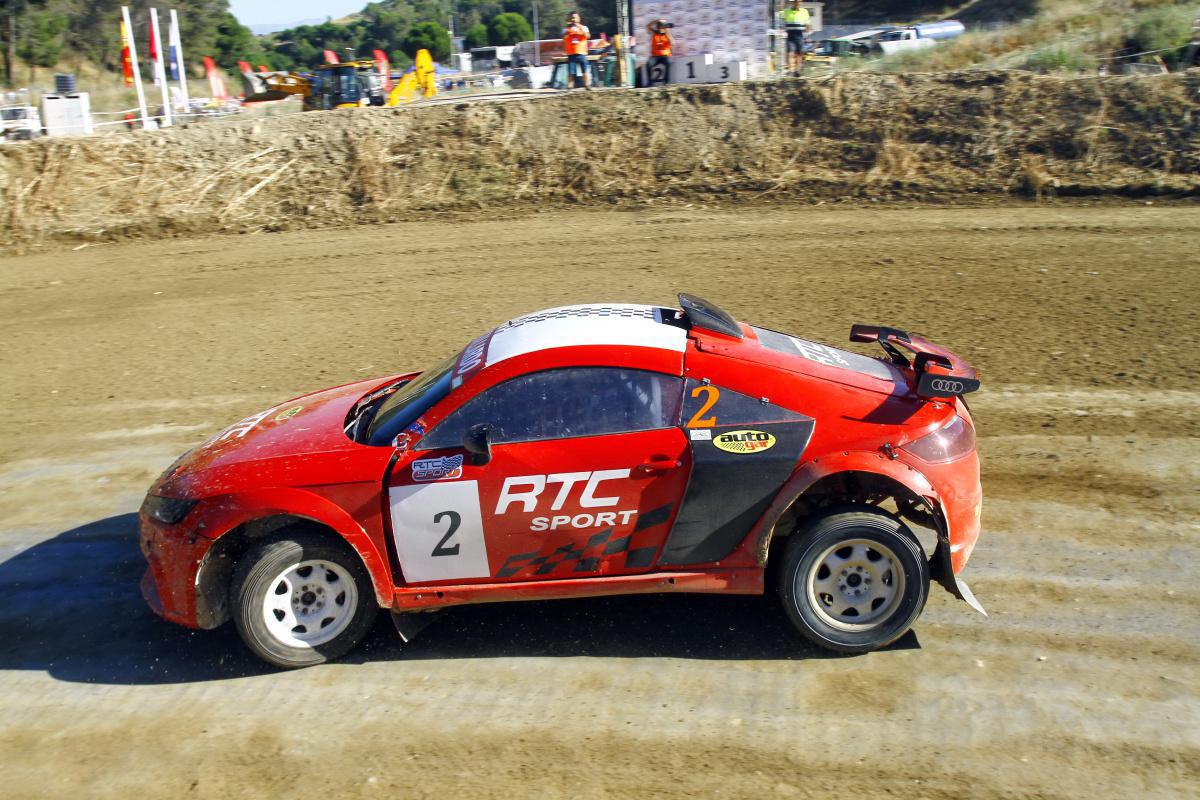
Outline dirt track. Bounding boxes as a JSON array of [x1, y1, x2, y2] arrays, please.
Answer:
[[1, 205, 1198, 798]]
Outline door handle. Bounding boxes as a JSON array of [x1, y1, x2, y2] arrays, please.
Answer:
[[638, 457, 681, 474]]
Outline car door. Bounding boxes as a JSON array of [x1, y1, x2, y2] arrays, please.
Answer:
[[386, 367, 690, 585]]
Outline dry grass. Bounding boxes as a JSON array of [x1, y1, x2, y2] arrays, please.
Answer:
[[2, 71, 1197, 248], [864, 0, 1199, 73]]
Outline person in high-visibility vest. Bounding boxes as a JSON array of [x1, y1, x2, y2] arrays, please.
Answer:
[[562, 11, 592, 90], [646, 19, 674, 84], [782, 0, 811, 76]]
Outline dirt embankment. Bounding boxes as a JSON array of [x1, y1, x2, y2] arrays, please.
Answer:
[[2, 71, 1198, 246]]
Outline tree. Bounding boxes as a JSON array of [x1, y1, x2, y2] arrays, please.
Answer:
[[464, 23, 488, 50], [487, 12, 531, 46], [16, 10, 67, 69], [213, 12, 266, 69], [402, 20, 450, 62]]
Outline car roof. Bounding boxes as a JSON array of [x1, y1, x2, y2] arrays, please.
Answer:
[[451, 303, 688, 387]]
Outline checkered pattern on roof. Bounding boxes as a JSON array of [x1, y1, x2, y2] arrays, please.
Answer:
[[503, 305, 656, 330]]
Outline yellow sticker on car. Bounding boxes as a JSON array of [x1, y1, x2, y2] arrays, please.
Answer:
[[713, 429, 776, 454], [274, 405, 304, 422]]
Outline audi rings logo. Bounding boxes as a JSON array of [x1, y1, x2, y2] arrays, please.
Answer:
[[931, 378, 964, 394]]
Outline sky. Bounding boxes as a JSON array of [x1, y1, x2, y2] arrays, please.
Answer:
[[229, 1, 365, 27]]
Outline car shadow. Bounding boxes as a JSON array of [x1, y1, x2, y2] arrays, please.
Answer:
[[0, 514, 918, 685]]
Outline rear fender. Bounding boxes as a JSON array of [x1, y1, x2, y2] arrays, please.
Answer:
[[751, 451, 938, 565], [195, 487, 392, 606], [752, 452, 986, 614]]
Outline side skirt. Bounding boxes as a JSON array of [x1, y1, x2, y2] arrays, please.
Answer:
[[391, 568, 764, 611]]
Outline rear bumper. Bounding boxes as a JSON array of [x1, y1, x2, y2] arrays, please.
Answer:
[[139, 509, 213, 629], [909, 448, 981, 574], [919, 449, 986, 615]]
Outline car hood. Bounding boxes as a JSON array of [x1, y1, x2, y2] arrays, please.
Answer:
[[153, 376, 395, 497]]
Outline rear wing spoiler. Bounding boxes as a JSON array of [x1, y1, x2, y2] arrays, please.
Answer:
[[850, 324, 980, 399]]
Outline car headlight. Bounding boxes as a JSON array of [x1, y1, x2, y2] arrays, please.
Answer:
[[903, 414, 976, 463], [141, 495, 198, 525]]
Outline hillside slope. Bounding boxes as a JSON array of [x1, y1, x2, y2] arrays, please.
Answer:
[[2, 71, 1198, 247]]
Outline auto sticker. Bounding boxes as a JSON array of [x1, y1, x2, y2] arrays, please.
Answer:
[[713, 429, 776, 454], [411, 454, 464, 482]]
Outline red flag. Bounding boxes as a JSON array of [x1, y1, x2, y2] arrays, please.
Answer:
[[203, 56, 227, 102], [373, 49, 391, 90], [120, 18, 134, 87], [323, 49, 339, 64], [148, 13, 160, 86]]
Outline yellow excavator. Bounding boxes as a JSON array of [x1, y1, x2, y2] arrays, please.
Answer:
[[242, 50, 437, 111]]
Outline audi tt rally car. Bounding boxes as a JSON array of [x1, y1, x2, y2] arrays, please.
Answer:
[[140, 294, 985, 668]]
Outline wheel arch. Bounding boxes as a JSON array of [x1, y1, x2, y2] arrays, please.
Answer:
[[192, 488, 392, 629], [753, 453, 941, 569]]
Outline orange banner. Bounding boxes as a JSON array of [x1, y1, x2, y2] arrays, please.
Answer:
[[120, 19, 134, 87]]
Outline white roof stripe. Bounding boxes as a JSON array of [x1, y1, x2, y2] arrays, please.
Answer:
[[485, 303, 686, 367]]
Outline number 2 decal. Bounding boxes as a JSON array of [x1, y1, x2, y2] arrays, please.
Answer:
[[687, 385, 720, 428], [389, 481, 491, 582], [431, 510, 461, 557]]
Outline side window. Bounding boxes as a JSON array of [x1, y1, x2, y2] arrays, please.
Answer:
[[421, 368, 683, 449]]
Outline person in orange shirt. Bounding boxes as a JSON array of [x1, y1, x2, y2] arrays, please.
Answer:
[[646, 19, 674, 84], [562, 11, 591, 90]]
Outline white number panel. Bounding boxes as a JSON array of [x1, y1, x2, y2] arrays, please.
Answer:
[[389, 481, 491, 583]]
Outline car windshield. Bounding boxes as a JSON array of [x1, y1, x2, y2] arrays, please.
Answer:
[[366, 353, 457, 446]]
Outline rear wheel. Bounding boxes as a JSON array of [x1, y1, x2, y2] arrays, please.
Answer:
[[232, 532, 377, 668], [778, 508, 929, 654]]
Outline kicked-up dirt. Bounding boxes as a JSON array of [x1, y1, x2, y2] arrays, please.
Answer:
[[0, 204, 1197, 798]]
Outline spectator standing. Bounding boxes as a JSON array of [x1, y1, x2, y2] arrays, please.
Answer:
[[563, 12, 592, 90], [782, 0, 811, 76], [647, 19, 674, 83]]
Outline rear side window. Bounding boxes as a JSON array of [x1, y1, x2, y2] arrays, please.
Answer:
[[421, 367, 683, 449]]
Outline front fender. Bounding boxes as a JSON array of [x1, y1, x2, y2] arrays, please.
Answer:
[[197, 487, 392, 606]]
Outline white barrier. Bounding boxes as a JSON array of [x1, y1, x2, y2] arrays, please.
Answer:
[[643, 55, 749, 86]]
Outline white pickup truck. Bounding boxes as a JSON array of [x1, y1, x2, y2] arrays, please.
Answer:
[[1, 104, 42, 141], [875, 21, 966, 56]]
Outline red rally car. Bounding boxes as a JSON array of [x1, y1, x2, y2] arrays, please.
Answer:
[[141, 294, 985, 668]]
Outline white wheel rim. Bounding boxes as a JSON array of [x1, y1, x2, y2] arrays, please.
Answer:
[[802, 538, 905, 631], [261, 559, 358, 648]]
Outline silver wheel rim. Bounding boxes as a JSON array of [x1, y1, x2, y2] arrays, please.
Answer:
[[802, 538, 905, 631], [261, 559, 358, 648]]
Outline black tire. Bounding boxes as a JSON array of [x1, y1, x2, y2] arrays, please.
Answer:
[[777, 508, 929, 654], [231, 530, 378, 669]]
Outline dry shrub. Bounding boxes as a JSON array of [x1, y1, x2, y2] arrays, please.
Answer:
[[866, 137, 920, 184], [1017, 154, 1058, 200], [2, 71, 1197, 248]]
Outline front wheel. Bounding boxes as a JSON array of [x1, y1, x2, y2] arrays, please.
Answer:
[[778, 508, 929, 654], [232, 531, 378, 668]]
